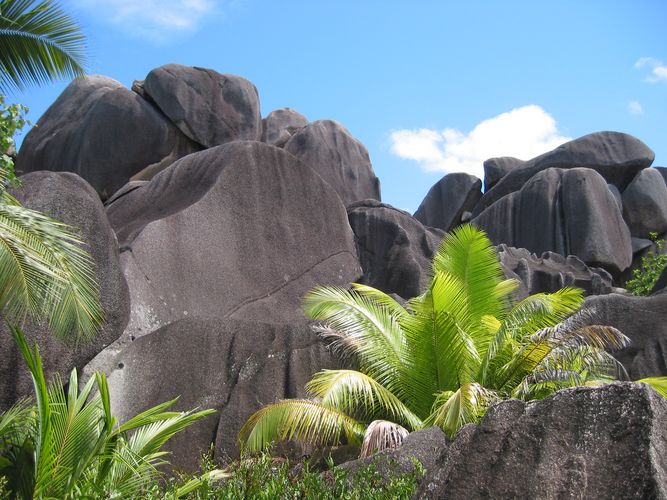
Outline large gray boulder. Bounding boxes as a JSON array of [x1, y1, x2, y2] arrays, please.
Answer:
[[143, 64, 262, 147], [106, 141, 361, 339], [483, 156, 523, 191], [261, 108, 308, 147], [284, 120, 381, 205], [497, 245, 613, 298], [1, 172, 129, 410], [417, 383, 667, 499], [413, 173, 482, 232], [16, 75, 197, 201], [347, 200, 445, 299], [473, 132, 655, 217], [581, 292, 667, 379], [84, 318, 338, 471], [473, 167, 633, 275], [622, 167, 667, 238]]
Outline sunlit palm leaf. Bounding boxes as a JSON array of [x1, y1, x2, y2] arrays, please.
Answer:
[[428, 383, 498, 438], [0, 0, 86, 92], [238, 399, 365, 453], [306, 369, 423, 430], [359, 420, 409, 458], [637, 376, 667, 398]]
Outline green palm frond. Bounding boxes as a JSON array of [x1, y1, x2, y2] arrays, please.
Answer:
[[0, 0, 86, 92], [238, 399, 366, 453], [0, 199, 103, 344], [0, 398, 33, 443], [306, 369, 423, 430], [359, 420, 409, 458], [427, 383, 499, 438], [637, 376, 667, 398], [303, 286, 407, 397]]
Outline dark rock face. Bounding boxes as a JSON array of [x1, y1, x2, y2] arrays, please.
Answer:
[[622, 167, 667, 238], [347, 200, 445, 299], [261, 108, 308, 147], [417, 383, 667, 499], [16, 75, 196, 201], [106, 141, 361, 339], [84, 318, 338, 471], [652, 267, 667, 294], [497, 245, 613, 298], [144, 64, 262, 147], [413, 173, 482, 232], [0, 172, 129, 410], [473, 132, 655, 216], [284, 120, 381, 205], [473, 167, 633, 275], [581, 293, 667, 379], [483, 156, 523, 191]]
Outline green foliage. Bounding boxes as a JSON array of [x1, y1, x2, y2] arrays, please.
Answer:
[[240, 224, 634, 453], [626, 232, 667, 296], [0, 94, 27, 187], [145, 452, 423, 499], [0, 326, 217, 499], [0, 0, 86, 93]]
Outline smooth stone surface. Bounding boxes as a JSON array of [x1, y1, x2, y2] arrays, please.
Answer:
[[473, 132, 655, 216], [473, 168, 633, 275], [285, 120, 381, 205], [16, 75, 196, 200], [413, 173, 482, 232], [106, 141, 361, 340], [1, 172, 129, 410], [347, 200, 445, 299], [261, 108, 308, 147], [144, 64, 262, 147], [417, 383, 667, 499], [483, 156, 523, 191], [622, 167, 667, 238], [84, 318, 338, 471]]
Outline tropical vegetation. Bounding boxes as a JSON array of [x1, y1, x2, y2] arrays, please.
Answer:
[[0, 0, 86, 93], [626, 231, 667, 296], [0, 326, 220, 499], [239, 224, 646, 455]]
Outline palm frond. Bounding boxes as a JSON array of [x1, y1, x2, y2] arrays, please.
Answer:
[[0, 0, 86, 92], [636, 376, 667, 398], [238, 399, 365, 453], [359, 420, 409, 458], [306, 369, 423, 431], [0, 398, 33, 443], [427, 383, 498, 438]]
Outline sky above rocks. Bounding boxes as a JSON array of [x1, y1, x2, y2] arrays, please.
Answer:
[[8, 0, 667, 213]]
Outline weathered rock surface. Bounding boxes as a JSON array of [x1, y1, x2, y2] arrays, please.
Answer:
[[347, 200, 445, 299], [0, 172, 129, 410], [581, 292, 667, 379], [284, 120, 381, 205], [417, 383, 667, 499], [16, 75, 197, 200], [622, 167, 667, 238], [84, 318, 338, 471], [473, 167, 633, 275], [144, 64, 262, 147], [652, 267, 667, 294], [413, 173, 482, 232], [497, 245, 613, 297], [483, 156, 523, 191], [261, 108, 308, 147], [473, 132, 655, 216], [106, 141, 361, 339]]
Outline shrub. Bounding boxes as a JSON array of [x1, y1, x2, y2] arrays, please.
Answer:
[[626, 232, 667, 296]]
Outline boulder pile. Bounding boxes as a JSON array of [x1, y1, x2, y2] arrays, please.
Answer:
[[5, 64, 667, 494]]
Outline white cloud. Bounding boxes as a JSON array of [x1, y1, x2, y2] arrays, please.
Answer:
[[635, 57, 667, 84], [74, 0, 219, 43], [389, 105, 571, 180], [628, 100, 643, 116]]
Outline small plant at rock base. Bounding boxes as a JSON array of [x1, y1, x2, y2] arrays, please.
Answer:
[[626, 232, 667, 296]]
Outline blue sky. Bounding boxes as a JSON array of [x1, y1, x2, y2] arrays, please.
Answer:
[[8, 0, 667, 213]]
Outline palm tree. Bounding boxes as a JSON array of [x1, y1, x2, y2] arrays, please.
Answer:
[[0, 326, 225, 498], [0, 0, 86, 93], [239, 224, 639, 456]]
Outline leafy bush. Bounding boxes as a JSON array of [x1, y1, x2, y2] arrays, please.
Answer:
[[626, 232, 667, 296]]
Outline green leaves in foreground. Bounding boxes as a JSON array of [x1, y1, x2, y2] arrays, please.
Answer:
[[0, 326, 217, 499], [239, 224, 667, 456]]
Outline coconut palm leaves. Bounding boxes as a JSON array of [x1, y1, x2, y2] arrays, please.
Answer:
[[0, 164, 103, 344], [0, 326, 217, 498], [0, 0, 86, 92], [239, 224, 635, 454]]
